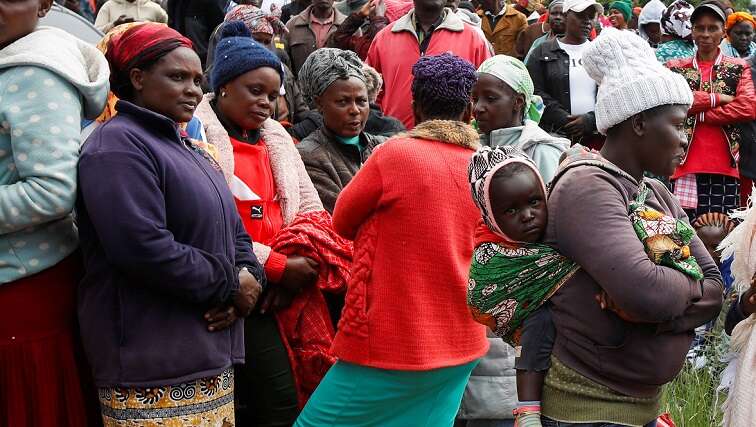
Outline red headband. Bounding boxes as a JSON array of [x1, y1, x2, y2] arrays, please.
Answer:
[[106, 23, 193, 74]]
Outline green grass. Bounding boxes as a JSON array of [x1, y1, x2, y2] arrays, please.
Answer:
[[662, 361, 725, 427], [661, 299, 733, 427]]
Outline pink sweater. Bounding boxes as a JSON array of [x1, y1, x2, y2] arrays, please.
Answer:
[[331, 120, 489, 370], [366, 10, 491, 129]]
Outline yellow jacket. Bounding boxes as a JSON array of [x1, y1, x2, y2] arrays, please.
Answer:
[[479, 4, 527, 57]]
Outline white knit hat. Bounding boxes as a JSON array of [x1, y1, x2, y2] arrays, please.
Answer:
[[582, 28, 693, 135]]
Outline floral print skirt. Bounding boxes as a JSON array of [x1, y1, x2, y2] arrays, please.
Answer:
[[98, 368, 235, 427]]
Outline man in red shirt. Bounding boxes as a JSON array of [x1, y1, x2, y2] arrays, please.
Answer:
[[366, 0, 491, 128]]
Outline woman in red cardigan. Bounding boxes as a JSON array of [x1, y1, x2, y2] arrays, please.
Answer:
[[294, 53, 489, 426], [667, 2, 756, 219]]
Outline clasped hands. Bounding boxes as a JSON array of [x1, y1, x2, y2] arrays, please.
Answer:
[[205, 256, 319, 332]]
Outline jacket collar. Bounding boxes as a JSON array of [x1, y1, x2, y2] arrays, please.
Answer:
[[399, 120, 480, 150], [195, 93, 294, 183], [519, 120, 569, 146], [115, 100, 182, 140], [319, 126, 381, 154], [392, 8, 465, 37], [480, 4, 519, 17], [481, 120, 569, 149], [292, 5, 347, 27], [540, 36, 566, 55]]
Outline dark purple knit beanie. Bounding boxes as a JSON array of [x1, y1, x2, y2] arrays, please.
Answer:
[[411, 53, 477, 119]]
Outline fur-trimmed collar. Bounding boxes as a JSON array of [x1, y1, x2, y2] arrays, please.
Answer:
[[399, 120, 480, 150], [194, 93, 324, 228], [195, 93, 292, 183]]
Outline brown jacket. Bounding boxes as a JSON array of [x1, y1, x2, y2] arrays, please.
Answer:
[[515, 21, 547, 59], [284, 5, 348, 77], [544, 163, 723, 398], [297, 127, 386, 213], [479, 5, 527, 57]]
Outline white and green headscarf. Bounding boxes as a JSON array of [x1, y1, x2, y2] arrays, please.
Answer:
[[477, 55, 545, 124]]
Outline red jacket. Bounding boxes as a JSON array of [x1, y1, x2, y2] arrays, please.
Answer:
[[667, 52, 756, 178], [331, 120, 489, 370], [366, 10, 491, 129]]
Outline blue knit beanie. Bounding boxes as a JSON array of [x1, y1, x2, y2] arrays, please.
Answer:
[[210, 21, 283, 94]]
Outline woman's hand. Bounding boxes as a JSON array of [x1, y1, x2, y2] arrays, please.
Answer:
[[564, 115, 587, 139], [718, 94, 735, 105], [359, 0, 381, 17], [595, 290, 640, 323], [113, 15, 135, 27], [740, 274, 756, 317], [279, 256, 319, 291], [204, 268, 262, 331], [234, 268, 263, 317], [205, 306, 238, 332], [259, 287, 298, 314]]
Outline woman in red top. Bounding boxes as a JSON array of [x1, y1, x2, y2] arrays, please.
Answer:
[[667, 2, 756, 220], [294, 52, 488, 427], [195, 21, 327, 426]]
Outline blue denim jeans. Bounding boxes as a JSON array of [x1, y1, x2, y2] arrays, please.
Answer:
[[541, 417, 657, 427]]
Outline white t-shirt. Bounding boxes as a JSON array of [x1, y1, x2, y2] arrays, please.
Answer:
[[557, 40, 597, 116]]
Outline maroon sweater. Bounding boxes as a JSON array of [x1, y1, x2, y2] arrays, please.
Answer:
[[544, 166, 723, 398]]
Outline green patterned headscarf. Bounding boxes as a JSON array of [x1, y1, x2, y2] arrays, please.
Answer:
[[477, 55, 545, 124]]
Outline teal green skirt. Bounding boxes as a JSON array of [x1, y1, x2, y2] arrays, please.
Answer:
[[294, 360, 479, 427]]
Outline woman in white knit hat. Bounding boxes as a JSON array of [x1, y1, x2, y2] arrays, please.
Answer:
[[540, 28, 723, 427]]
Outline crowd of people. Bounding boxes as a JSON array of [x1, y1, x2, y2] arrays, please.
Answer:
[[5, 0, 756, 426]]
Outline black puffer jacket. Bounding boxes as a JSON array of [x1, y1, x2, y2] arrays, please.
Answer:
[[168, 0, 227, 68]]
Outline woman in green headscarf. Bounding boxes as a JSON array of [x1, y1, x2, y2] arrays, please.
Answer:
[[608, 0, 632, 30], [472, 54, 570, 183]]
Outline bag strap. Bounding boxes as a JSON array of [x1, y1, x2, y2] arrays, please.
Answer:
[[549, 145, 646, 215]]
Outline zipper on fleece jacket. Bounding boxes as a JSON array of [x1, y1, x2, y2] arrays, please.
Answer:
[[178, 134, 230, 257]]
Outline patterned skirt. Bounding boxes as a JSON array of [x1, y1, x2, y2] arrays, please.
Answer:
[[99, 368, 235, 427]]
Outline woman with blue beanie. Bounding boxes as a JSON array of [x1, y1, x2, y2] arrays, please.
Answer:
[[194, 21, 341, 426]]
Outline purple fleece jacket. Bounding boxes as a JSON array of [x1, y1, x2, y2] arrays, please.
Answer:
[[544, 166, 723, 398], [76, 101, 265, 388]]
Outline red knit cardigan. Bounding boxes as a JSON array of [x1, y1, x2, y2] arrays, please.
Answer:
[[331, 120, 489, 370]]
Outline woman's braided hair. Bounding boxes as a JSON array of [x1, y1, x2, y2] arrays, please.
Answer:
[[692, 212, 736, 233], [411, 53, 477, 120]]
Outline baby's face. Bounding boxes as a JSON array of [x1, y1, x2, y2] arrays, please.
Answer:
[[489, 168, 548, 243]]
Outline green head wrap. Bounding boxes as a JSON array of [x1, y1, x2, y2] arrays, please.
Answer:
[[476, 55, 545, 124]]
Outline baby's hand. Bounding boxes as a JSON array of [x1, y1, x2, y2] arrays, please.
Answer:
[[595, 290, 640, 323], [741, 274, 756, 317]]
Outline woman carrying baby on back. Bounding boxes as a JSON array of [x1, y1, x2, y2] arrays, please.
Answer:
[[467, 28, 724, 427]]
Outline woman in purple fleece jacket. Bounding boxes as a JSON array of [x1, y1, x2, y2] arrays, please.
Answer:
[[539, 29, 724, 427], [76, 24, 265, 426]]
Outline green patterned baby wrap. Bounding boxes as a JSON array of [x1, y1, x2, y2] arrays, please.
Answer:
[[468, 243, 578, 346], [629, 182, 703, 281]]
